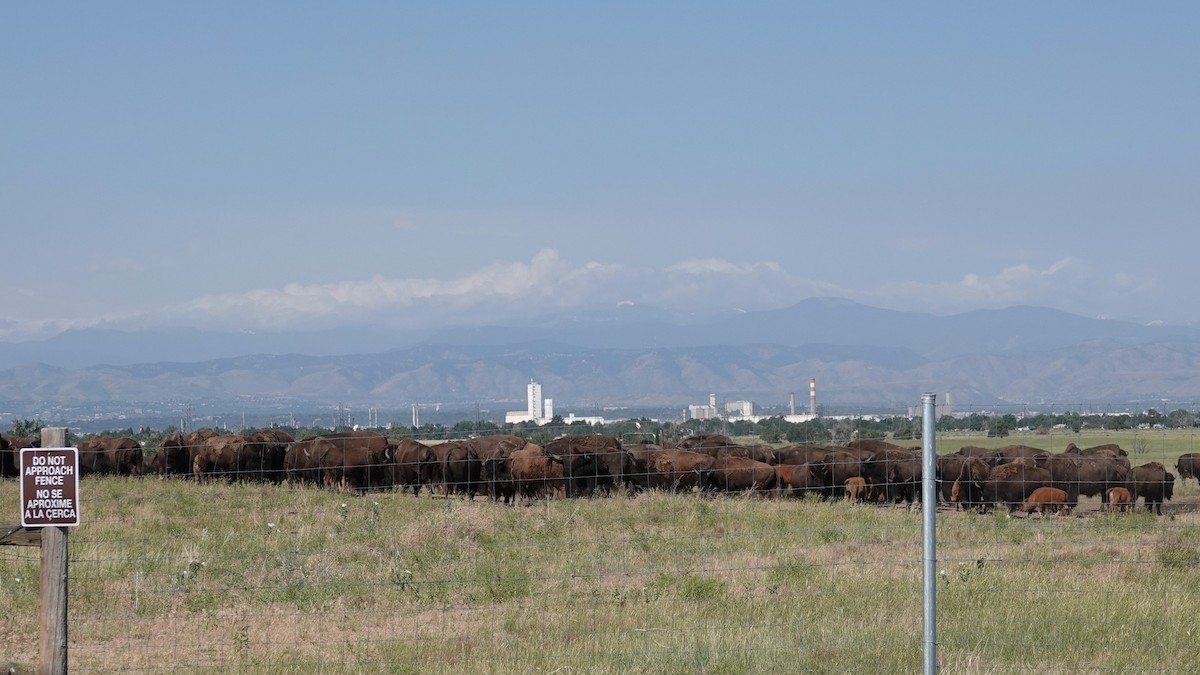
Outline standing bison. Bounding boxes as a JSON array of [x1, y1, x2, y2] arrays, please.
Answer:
[[982, 461, 1052, 513], [508, 443, 562, 504], [1175, 453, 1200, 484], [78, 435, 144, 476], [317, 431, 397, 494], [703, 455, 776, 495], [1022, 487, 1070, 517], [1127, 462, 1175, 515]]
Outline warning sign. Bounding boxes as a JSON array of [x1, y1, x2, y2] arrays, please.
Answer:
[[19, 448, 80, 527]]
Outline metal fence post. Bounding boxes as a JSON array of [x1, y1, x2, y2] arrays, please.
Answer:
[[921, 393, 937, 674]]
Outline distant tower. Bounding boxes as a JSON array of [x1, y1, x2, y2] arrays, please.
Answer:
[[709, 393, 717, 409], [544, 398, 554, 421], [527, 380, 543, 421], [809, 378, 817, 416], [789, 392, 796, 416]]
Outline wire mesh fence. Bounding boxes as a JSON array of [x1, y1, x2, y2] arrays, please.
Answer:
[[3, 419, 1200, 672]]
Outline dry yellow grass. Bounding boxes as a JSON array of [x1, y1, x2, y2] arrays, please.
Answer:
[[2, 459, 1199, 673]]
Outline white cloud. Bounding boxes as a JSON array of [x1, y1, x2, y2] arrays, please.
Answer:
[[855, 258, 1153, 317], [156, 249, 625, 330], [0, 251, 1168, 342]]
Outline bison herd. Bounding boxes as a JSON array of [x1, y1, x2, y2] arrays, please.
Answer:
[[0, 431, 1192, 516]]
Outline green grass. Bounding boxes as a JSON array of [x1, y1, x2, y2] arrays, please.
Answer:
[[2, 428, 1199, 672]]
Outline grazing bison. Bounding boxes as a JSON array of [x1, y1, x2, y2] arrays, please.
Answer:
[[242, 429, 295, 483], [441, 440, 481, 499], [644, 449, 714, 492], [774, 463, 823, 499], [994, 445, 1051, 467], [983, 462, 1053, 513], [392, 438, 437, 497], [317, 431, 397, 494], [1127, 462, 1175, 515], [192, 434, 246, 483], [508, 443, 563, 504], [78, 435, 143, 476], [543, 435, 622, 497], [847, 438, 911, 454], [703, 455, 776, 494], [149, 430, 218, 477], [954, 446, 1004, 467], [676, 433, 737, 452], [877, 447, 922, 505], [283, 437, 337, 487], [774, 444, 833, 467], [1063, 442, 1129, 464], [1175, 453, 1200, 484], [1022, 487, 1070, 517], [939, 454, 990, 510], [1106, 486, 1134, 513], [477, 450, 514, 505], [1, 434, 31, 478], [816, 447, 882, 500], [1043, 453, 1129, 509]]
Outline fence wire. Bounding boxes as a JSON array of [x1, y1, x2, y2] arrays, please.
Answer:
[[3, 424, 1200, 673]]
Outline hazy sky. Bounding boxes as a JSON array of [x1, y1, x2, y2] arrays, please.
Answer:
[[3, 3, 1197, 342]]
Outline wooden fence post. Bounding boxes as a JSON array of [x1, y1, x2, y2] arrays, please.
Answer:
[[39, 426, 69, 675]]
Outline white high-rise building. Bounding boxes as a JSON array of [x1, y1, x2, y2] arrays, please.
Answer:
[[527, 380, 543, 421], [544, 398, 553, 421]]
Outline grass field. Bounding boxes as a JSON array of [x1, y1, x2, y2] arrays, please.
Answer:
[[2, 429, 1199, 673]]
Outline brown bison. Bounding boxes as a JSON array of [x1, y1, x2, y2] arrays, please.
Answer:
[[542, 434, 620, 497], [78, 435, 143, 476], [994, 445, 1051, 467], [284, 437, 337, 486], [954, 446, 1004, 467], [703, 455, 776, 494], [1175, 453, 1200, 484], [816, 447, 882, 500], [877, 447, 922, 505], [149, 429, 218, 477], [440, 440, 481, 499], [242, 429, 295, 483], [941, 454, 991, 511], [1106, 486, 1134, 513], [983, 462, 1053, 513], [392, 438, 438, 497], [774, 444, 833, 467], [1127, 462, 1175, 515], [1042, 453, 1129, 509], [847, 438, 912, 454], [1, 434, 32, 478], [644, 449, 715, 492], [192, 434, 246, 483], [774, 463, 823, 499], [1022, 486, 1070, 517], [844, 476, 867, 504], [317, 431, 397, 494], [508, 443, 562, 504]]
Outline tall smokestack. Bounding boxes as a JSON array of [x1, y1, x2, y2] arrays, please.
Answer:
[[809, 378, 816, 416], [789, 392, 796, 416]]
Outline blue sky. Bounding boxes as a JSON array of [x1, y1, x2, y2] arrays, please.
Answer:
[[2, 3, 1197, 342]]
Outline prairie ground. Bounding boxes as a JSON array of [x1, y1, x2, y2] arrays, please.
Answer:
[[2, 429, 1198, 673]]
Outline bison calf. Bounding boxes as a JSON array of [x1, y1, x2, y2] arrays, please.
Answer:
[[1022, 487, 1070, 517], [845, 476, 867, 504], [1106, 486, 1134, 513]]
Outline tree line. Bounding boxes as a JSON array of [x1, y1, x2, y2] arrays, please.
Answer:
[[8, 406, 1198, 451]]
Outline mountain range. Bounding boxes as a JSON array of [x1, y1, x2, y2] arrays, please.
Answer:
[[2, 298, 1199, 414]]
